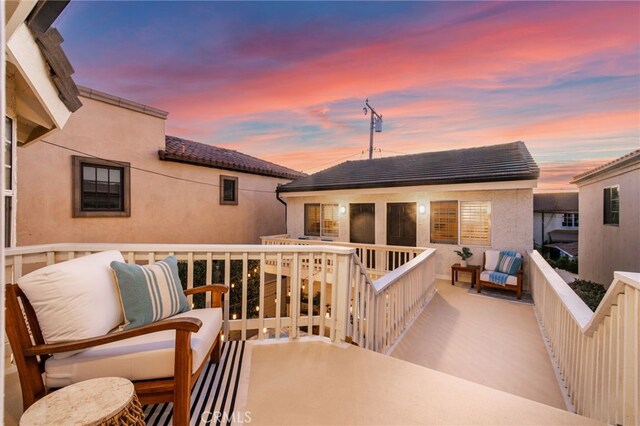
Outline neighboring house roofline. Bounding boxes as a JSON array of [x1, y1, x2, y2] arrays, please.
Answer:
[[571, 149, 640, 185], [78, 86, 169, 120], [159, 135, 306, 180], [278, 141, 539, 193]]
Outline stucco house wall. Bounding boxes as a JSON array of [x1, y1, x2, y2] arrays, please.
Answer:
[[17, 95, 291, 245], [282, 186, 534, 279], [533, 212, 563, 246], [575, 162, 640, 287]]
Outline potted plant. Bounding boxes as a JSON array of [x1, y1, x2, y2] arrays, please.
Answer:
[[454, 247, 473, 267]]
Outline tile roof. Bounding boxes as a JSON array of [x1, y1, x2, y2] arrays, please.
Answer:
[[159, 136, 306, 180], [278, 141, 539, 193], [533, 192, 578, 212], [571, 149, 640, 184]]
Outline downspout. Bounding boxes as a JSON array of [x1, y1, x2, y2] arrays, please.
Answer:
[[276, 185, 287, 234]]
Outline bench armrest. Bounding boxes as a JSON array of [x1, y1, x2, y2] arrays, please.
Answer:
[[183, 284, 229, 308], [25, 317, 202, 357]]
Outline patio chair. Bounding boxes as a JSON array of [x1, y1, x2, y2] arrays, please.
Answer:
[[476, 250, 524, 299], [5, 250, 227, 426]]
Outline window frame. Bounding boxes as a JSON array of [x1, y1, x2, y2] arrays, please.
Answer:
[[603, 185, 619, 226], [562, 213, 579, 228], [72, 156, 131, 218], [4, 116, 16, 247], [429, 200, 492, 246], [304, 203, 339, 238], [219, 175, 238, 205]]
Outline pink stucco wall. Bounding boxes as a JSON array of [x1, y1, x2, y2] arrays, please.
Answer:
[[17, 96, 289, 245]]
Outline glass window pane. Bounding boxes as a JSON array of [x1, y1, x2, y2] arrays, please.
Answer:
[[83, 166, 96, 181], [109, 169, 121, 183], [4, 166, 11, 191], [5, 196, 12, 248], [96, 167, 108, 182], [223, 179, 236, 201], [5, 117, 12, 142], [305, 204, 321, 236], [4, 141, 12, 167]]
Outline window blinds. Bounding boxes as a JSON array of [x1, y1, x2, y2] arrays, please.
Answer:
[[460, 201, 491, 246], [430, 201, 458, 244]]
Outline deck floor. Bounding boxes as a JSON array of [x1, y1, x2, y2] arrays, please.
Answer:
[[246, 340, 597, 425], [391, 277, 566, 409]]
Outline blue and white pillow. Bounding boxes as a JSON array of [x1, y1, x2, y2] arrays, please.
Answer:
[[496, 252, 523, 276], [111, 256, 190, 330]]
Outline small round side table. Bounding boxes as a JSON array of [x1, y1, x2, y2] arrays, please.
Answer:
[[20, 377, 145, 426]]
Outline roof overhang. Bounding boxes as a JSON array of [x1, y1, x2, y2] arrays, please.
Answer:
[[5, 1, 80, 146], [278, 179, 538, 198]]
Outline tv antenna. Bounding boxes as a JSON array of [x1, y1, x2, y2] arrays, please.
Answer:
[[363, 99, 383, 160]]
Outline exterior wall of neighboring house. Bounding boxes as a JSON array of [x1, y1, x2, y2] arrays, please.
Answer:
[[576, 162, 640, 287], [17, 95, 290, 245], [533, 212, 578, 247], [282, 185, 534, 279]]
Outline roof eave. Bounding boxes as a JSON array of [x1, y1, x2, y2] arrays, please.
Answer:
[[278, 173, 539, 193], [159, 151, 302, 180]]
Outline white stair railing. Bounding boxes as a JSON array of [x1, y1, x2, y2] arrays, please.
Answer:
[[529, 250, 639, 425]]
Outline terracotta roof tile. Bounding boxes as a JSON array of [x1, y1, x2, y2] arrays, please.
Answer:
[[159, 136, 306, 180], [571, 149, 640, 184]]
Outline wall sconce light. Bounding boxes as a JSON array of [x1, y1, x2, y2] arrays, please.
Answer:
[[418, 204, 426, 214], [340, 206, 347, 214]]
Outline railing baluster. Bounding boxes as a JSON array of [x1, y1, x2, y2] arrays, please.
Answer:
[[276, 253, 283, 340], [241, 253, 248, 341]]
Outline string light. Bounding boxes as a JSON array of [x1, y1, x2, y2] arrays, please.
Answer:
[[232, 313, 237, 320]]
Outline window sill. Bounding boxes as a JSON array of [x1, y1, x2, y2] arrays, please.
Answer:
[[74, 211, 130, 218]]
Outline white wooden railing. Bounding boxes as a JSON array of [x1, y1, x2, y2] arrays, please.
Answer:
[[4, 243, 437, 354], [348, 248, 437, 353], [530, 250, 639, 425], [261, 234, 424, 275]]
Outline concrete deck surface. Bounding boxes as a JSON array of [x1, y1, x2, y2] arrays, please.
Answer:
[[392, 278, 566, 409]]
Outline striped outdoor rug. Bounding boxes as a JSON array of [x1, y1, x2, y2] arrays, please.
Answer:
[[144, 340, 250, 426]]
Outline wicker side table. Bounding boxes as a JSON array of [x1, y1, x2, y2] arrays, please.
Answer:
[[20, 377, 145, 426]]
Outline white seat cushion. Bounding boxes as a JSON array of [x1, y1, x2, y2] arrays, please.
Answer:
[[17, 251, 125, 359], [480, 271, 517, 286], [44, 308, 222, 388]]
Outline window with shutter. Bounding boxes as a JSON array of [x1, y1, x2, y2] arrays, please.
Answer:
[[430, 201, 458, 244], [460, 201, 491, 246], [321, 204, 339, 237]]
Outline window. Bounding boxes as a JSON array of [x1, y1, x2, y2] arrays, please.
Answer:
[[460, 201, 491, 246], [562, 213, 579, 228], [4, 116, 15, 247], [220, 175, 238, 205], [73, 156, 130, 217], [321, 204, 339, 237], [603, 186, 619, 225], [4, 117, 13, 191], [430, 201, 458, 244], [305, 203, 339, 238], [304, 204, 321, 236], [430, 200, 492, 246]]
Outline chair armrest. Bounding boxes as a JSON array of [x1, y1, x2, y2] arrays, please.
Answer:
[[184, 284, 229, 308], [183, 284, 229, 296], [25, 317, 202, 357]]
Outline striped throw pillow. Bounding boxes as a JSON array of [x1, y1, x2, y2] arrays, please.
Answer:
[[111, 256, 190, 330], [496, 253, 523, 276]]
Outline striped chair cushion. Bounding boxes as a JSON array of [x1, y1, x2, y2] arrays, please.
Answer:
[[111, 256, 190, 330], [496, 252, 523, 276]]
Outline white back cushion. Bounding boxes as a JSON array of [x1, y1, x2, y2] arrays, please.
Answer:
[[484, 250, 501, 271], [484, 250, 522, 271], [18, 250, 125, 359]]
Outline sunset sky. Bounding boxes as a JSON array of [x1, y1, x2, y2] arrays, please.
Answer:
[[57, 1, 640, 191]]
